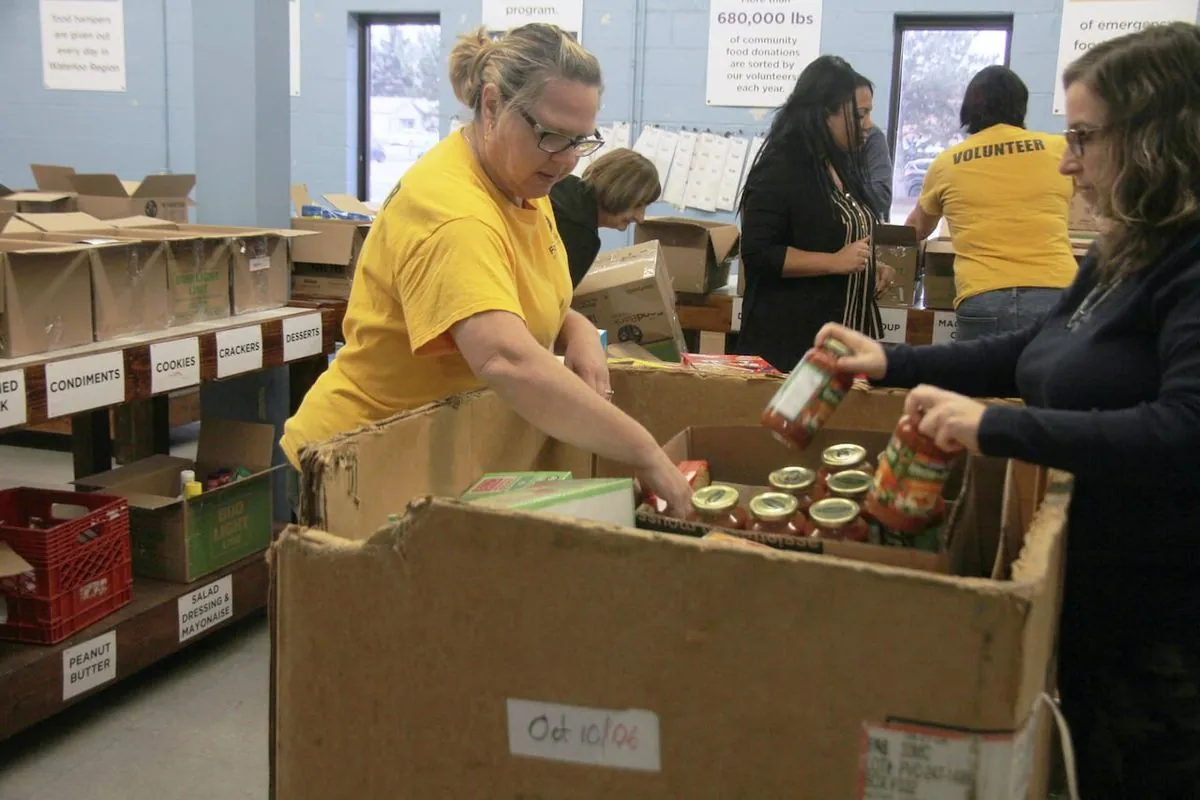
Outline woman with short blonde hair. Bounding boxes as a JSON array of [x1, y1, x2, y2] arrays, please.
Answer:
[[551, 147, 661, 286]]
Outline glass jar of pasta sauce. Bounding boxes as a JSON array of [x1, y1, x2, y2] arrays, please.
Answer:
[[761, 339, 855, 450], [768, 466, 817, 515], [867, 415, 955, 534], [807, 498, 869, 543], [747, 492, 804, 536], [825, 469, 873, 507], [689, 484, 748, 530], [813, 443, 869, 500]]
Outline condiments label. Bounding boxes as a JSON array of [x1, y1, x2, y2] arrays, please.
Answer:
[[45, 351, 125, 418], [215, 325, 263, 379], [0, 369, 27, 429], [63, 630, 117, 701], [932, 312, 957, 344], [178, 575, 233, 643], [879, 307, 908, 345], [506, 698, 661, 772], [150, 337, 200, 394], [282, 312, 323, 362]]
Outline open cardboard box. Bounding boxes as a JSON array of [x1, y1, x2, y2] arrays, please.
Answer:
[[0, 239, 95, 357], [634, 216, 740, 295], [74, 419, 279, 583], [289, 185, 372, 299], [33, 164, 196, 224]]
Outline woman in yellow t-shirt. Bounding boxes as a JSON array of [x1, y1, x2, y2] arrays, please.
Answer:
[[282, 24, 692, 512], [906, 66, 1078, 341]]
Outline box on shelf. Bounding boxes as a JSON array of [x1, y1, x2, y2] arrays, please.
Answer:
[[573, 241, 687, 363], [634, 216, 740, 295], [272, 379, 1064, 798], [0, 239, 95, 358], [289, 185, 373, 300], [32, 164, 196, 223], [74, 419, 279, 583], [920, 237, 957, 311], [874, 224, 919, 309], [0, 213, 40, 235]]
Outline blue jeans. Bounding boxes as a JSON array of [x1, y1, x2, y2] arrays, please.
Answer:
[[955, 288, 1063, 341]]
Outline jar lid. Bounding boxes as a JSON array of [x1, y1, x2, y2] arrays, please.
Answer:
[[691, 484, 740, 513], [769, 466, 816, 491], [748, 492, 800, 522], [821, 443, 867, 468], [820, 338, 853, 358], [826, 470, 873, 498], [809, 497, 860, 527]]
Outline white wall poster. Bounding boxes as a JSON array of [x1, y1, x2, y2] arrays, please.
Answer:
[[705, 0, 822, 107], [40, 0, 127, 92], [1053, 0, 1198, 114], [290, 0, 301, 97], [482, 0, 584, 40]]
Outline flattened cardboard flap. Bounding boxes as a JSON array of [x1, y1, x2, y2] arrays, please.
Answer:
[[108, 215, 175, 229], [197, 418, 277, 473], [31, 163, 77, 192], [0, 542, 33, 578], [134, 174, 196, 199], [322, 193, 375, 217], [924, 237, 956, 255], [5, 191, 74, 203], [291, 184, 314, 212], [16, 211, 112, 232], [69, 173, 132, 198]]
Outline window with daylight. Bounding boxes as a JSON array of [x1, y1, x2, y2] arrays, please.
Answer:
[[357, 14, 441, 203], [886, 16, 1013, 225]]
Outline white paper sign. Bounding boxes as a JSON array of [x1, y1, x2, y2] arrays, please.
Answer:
[[932, 311, 958, 344], [1053, 0, 1197, 115], [683, 133, 730, 212], [731, 296, 744, 332], [215, 325, 263, 379], [482, 0, 583, 37], [289, 0, 300, 96], [716, 136, 750, 211], [63, 630, 117, 701], [45, 351, 125, 418], [40, 0, 127, 93], [662, 131, 699, 207], [879, 307, 908, 345], [633, 125, 661, 161], [705, 0, 822, 107], [507, 698, 662, 772], [0, 370, 28, 429], [652, 130, 680, 187], [178, 575, 234, 643], [282, 312, 323, 362], [150, 337, 200, 394], [611, 121, 632, 150]]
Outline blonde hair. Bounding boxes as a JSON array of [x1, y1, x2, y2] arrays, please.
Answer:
[[449, 24, 602, 114], [581, 148, 661, 213], [1063, 22, 1200, 279]]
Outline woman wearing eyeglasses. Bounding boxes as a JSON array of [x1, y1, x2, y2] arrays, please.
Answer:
[[822, 23, 1200, 796], [906, 66, 1078, 341], [283, 24, 693, 514]]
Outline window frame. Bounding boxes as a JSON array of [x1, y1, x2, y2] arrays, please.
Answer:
[[356, 12, 440, 201]]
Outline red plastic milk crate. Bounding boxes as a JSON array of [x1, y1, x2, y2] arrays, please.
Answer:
[[0, 488, 133, 645]]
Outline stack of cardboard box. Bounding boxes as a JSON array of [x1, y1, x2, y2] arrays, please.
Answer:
[[288, 186, 373, 301]]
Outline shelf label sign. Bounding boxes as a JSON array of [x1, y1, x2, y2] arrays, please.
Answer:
[[215, 325, 263, 379], [506, 698, 662, 772], [150, 337, 200, 394], [282, 312, 323, 362], [178, 574, 233, 643], [0, 369, 27, 428], [63, 630, 117, 701], [45, 351, 125, 418], [879, 307, 908, 345], [932, 312, 958, 345], [731, 296, 744, 332]]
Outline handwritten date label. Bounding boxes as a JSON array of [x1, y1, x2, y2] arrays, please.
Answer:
[[506, 698, 661, 772]]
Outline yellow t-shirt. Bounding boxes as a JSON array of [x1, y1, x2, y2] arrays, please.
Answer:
[[281, 131, 572, 467], [919, 124, 1078, 306]]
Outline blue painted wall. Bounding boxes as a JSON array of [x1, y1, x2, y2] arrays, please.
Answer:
[[2, 0, 1195, 215]]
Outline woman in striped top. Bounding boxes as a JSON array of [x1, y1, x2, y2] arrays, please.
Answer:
[[736, 56, 891, 371]]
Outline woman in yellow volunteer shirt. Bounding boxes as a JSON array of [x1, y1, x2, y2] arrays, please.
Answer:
[[906, 66, 1078, 340], [282, 24, 692, 512]]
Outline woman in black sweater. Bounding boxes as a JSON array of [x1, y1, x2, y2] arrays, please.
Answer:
[[822, 23, 1200, 796], [736, 56, 892, 371]]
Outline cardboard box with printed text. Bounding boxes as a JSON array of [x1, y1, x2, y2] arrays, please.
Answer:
[[29, 164, 195, 223]]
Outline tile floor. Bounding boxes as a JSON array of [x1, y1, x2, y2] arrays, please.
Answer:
[[0, 429, 271, 800]]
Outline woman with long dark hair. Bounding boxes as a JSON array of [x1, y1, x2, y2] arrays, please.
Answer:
[[735, 55, 889, 371]]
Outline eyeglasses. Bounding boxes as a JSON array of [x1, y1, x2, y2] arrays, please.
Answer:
[[1064, 126, 1106, 157], [519, 110, 605, 156]]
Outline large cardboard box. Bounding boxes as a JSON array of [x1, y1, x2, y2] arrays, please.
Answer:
[[289, 186, 373, 300], [634, 216, 740, 295], [0, 188, 77, 214], [0, 240, 94, 358], [67, 172, 195, 223], [573, 242, 688, 363], [75, 420, 278, 583], [1, 231, 171, 341], [874, 224, 919, 309], [273, 378, 1066, 798], [920, 238, 957, 311]]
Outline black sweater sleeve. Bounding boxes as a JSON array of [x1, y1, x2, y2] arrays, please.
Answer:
[[879, 326, 1038, 397], [978, 269, 1200, 476], [739, 160, 794, 280]]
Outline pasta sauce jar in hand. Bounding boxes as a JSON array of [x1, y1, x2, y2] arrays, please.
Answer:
[[762, 339, 855, 450], [867, 414, 956, 534]]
